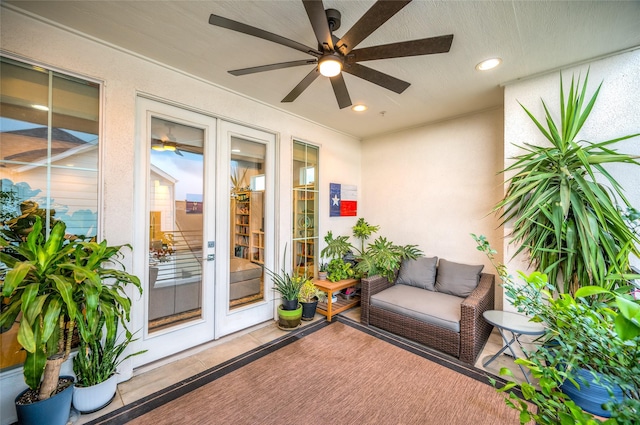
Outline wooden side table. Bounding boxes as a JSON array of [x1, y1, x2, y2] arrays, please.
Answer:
[[313, 277, 359, 322]]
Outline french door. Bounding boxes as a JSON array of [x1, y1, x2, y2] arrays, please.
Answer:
[[132, 98, 217, 366], [132, 98, 276, 367], [215, 121, 276, 337]]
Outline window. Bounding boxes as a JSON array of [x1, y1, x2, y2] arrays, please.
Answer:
[[292, 141, 319, 277], [0, 56, 100, 369]]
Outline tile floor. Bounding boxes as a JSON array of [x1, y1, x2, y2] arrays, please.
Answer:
[[72, 307, 538, 424]]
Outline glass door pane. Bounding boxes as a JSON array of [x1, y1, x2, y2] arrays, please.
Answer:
[[229, 136, 266, 308], [148, 117, 204, 332]]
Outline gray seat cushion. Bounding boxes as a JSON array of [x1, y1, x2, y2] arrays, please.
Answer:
[[370, 284, 463, 332]]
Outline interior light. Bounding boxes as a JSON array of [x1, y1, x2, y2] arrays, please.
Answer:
[[163, 144, 176, 152], [475, 58, 502, 71], [231, 148, 241, 153], [352, 104, 367, 112], [32, 104, 49, 111], [318, 56, 342, 77], [151, 145, 165, 151]]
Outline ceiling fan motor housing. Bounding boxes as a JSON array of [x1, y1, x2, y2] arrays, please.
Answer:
[[325, 8, 341, 32]]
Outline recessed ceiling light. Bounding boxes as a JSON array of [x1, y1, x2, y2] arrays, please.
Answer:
[[475, 58, 502, 71], [32, 104, 49, 111], [352, 104, 367, 112]]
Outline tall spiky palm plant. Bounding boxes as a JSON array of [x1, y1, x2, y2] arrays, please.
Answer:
[[495, 71, 640, 294], [494, 72, 640, 293]]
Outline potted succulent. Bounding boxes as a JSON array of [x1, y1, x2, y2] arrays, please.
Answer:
[[265, 248, 304, 329], [474, 235, 640, 424], [298, 280, 326, 321], [72, 314, 145, 413], [494, 71, 640, 295], [0, 216, 142, 425], [318, 262, 328, 280]]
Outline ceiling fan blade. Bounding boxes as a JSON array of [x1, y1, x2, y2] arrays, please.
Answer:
[[282, 68, 320, 103], [342, 62, 410, 94], [336, 0, 412, 55], [346, 35, 454, 62], [229, 59, 317, 76], [329, 73, 352, 109], [209, 14, 320, 56], [302, 0, 333, 51]]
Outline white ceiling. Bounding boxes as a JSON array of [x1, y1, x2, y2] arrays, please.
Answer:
[[5, 0, 640, 139]]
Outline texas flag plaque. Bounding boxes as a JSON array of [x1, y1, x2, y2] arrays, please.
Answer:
[[330, 183, 357, 217]]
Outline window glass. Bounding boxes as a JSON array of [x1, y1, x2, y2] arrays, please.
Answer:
[[0, 57, 100, 369], [292, 141, 319, 277]]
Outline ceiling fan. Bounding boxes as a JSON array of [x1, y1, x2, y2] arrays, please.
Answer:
[[208, 0, 453, 109]]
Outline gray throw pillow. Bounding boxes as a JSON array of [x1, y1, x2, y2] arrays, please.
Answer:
[[435, 259, 484, 298], [396, 256, 438, 291]]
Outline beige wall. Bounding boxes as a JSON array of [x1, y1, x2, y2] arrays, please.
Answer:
[[361, 108, 506, 307], [502, 48, 640, 311]]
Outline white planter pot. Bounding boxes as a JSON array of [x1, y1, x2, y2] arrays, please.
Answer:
[[72, 373, 118, 413]]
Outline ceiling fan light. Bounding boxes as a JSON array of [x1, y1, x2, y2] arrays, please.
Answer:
[[352, 104, 367, 112], [475, 58, 502, 71], [318, 56, 342, 77]]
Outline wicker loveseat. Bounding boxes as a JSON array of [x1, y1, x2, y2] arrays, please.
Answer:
[[360, 257, 495, 364]]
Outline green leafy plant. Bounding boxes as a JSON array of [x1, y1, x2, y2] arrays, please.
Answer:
[[493, 71, 640, 295], [0, 217, 142, 400], [474, 234, 640, 424], [73, 314, 145, 387], [320, 231, 354, 261], [355, 236, 422, 281], [298, 279, 326, 303], [326, 258, 354, 282], [352, 218, 380, 255]]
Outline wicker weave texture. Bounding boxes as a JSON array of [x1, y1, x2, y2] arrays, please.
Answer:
[[361, 273, 495, 364]]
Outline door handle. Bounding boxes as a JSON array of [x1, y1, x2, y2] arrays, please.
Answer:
[[202, 254, 215, 261]]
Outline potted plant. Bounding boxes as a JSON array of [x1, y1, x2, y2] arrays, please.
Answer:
[[72, 314, 145, 413], [265, 248, 304, 329], [354, 236, 422, 282], [298, 280, 326, 321], [474, 235, 640, 424], [351, 217, 380, 256], [0, 216, 142, 425], [494, 71, 640, 295], [325, 257, 355, 283], [318, 262, 328, 280]]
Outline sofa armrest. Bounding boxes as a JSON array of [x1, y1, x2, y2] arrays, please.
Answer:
[[360, 275, 395, 325], [459, 273, 495, 363]]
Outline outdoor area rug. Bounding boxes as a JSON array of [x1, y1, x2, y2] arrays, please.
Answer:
[[87, 316, 527, 424]]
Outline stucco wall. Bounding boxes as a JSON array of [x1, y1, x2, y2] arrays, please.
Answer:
[[502, 48, 640, 311], [361, 107, 505, 306]]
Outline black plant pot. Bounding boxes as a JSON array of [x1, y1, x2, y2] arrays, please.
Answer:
[[282, 299, 299, 310], [301, 300, 318, 321], [15, 376, 74, 425]]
